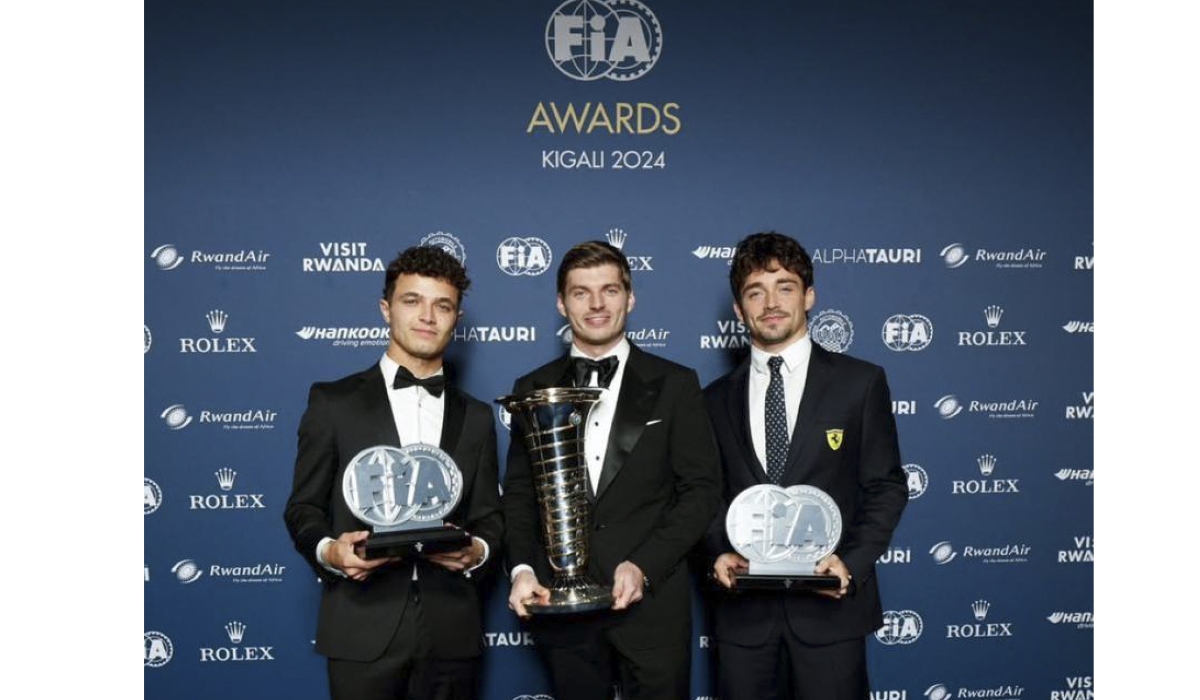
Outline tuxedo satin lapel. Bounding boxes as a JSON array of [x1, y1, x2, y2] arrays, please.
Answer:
[[439, 387, 466, 456], [727, 360, 768, 484], [781, 347, 833, 485], [595, 352, 662, 501], [361, 366, 402, 447]]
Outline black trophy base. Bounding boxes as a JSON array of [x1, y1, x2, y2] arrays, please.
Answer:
[[733, 574, 842, 592], [530, 583, 614, 614], [362, 528, 471, 560]]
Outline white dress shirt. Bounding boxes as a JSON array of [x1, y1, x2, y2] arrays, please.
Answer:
[[316, 354, 488, 575], [571, 338, 632, 493], [748, 335, 812, 470]]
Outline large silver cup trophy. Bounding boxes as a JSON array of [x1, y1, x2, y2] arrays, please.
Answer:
[[498, 387, 613, 614]]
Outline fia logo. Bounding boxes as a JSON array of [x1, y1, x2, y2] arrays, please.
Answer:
[[144, 631, 174, 667], [882, 314, 933, 351], [875, 609, 923, 645], [497, 237, 553, 276], [144, 478, 163, 515], [545, 0, 662, 82]]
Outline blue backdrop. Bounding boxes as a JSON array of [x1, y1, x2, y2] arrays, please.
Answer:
[[144, 2, 1093, 699]]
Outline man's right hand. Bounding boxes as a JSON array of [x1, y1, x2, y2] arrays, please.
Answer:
[[508, 570, 550, 619], [323, 531, 398, 581], [713, 552, 750, 589]]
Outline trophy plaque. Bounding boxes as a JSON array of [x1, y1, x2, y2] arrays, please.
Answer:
[[498, 387, 612, 614], [342, 444, 470, 559], [724, 484, 843, 591]]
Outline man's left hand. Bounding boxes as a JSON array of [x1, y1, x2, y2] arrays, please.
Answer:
[[813, 553, 852, 599], [611, 561, 645, 611], [423, 538, 484, 572]]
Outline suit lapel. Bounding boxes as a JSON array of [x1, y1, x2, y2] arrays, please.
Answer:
[[595, 347, 662, 501], [439, 385, 466, 456], [780, 345, 833, 485], [726, 359, 769, 484]]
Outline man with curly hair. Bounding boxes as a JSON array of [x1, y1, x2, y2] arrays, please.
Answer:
[[285, 245, 503, 700]]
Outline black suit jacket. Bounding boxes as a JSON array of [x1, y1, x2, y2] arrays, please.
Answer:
[[503, 345, 721, 649], [704, 344, 908, 646], [283, 364, 503, 661]]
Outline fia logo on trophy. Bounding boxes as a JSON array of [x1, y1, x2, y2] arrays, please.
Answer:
[[725, 484, 843, 590], [342, 444, 469, 558]]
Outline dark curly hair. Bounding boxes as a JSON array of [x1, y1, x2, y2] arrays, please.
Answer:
[[556, 240, 632, 295], [729, 231, 814, 300], [382, 245, 471, 304]]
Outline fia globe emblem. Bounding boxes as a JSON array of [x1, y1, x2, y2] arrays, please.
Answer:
[[497, 237, 553, 276], [144, 478, 163, 515], [144, 631, 174, 667], [902, 464, 928, 499], [545, 0, 663, 82], [875, 609, 923, 645]]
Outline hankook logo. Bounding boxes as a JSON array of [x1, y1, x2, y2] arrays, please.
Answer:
[[546, 0, 662, 82]]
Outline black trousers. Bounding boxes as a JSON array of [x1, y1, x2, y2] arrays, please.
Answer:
[[717, 617, 868, 700], [326, 588, 480, 700]]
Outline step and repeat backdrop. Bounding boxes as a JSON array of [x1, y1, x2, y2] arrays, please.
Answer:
[[145, 2, 1093, 699]]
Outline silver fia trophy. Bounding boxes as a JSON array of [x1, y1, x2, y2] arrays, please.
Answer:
[[342, 444, 469, 559], [725, 484, 843, 591], [498, 387, 613, 613]]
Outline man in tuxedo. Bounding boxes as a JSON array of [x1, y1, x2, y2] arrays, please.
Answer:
[[284, 245, 503, 700], [503, 240, 720, 700], [705, 232, 908, 700]]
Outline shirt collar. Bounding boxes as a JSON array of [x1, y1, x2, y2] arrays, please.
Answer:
[[750, 334, 812, 375], [569, 337, 631, 364], [379, 354, 444, 389]]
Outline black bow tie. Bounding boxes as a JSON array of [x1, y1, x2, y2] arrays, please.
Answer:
[[392, 366, 447, 397], [572, 356, 619, 389]]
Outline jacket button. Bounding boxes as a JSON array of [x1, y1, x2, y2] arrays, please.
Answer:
[[595, 523, 606, 531]]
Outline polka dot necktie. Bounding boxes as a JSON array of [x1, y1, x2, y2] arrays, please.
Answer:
[[765, 355, 789, 484]]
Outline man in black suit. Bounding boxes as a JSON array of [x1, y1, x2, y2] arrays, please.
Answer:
[[503, 240, 720, 700], [284, 246, 503, 700], [705, 232, 908, 700]]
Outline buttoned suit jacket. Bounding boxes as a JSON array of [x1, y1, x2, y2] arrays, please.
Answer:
[[704, 344, 908, 646], [283, 364, 503, 662], [503, 345, 721, 650]]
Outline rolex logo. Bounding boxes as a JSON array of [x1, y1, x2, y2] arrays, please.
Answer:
[[215, 468, 237, 491], [971, 600, 991, 621], [206, 310, 229, 334], [225, 621, 246, 644], [983, 305, 1004, 329], [606, 228, 627, 249], [977, 454, 996, 476]]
